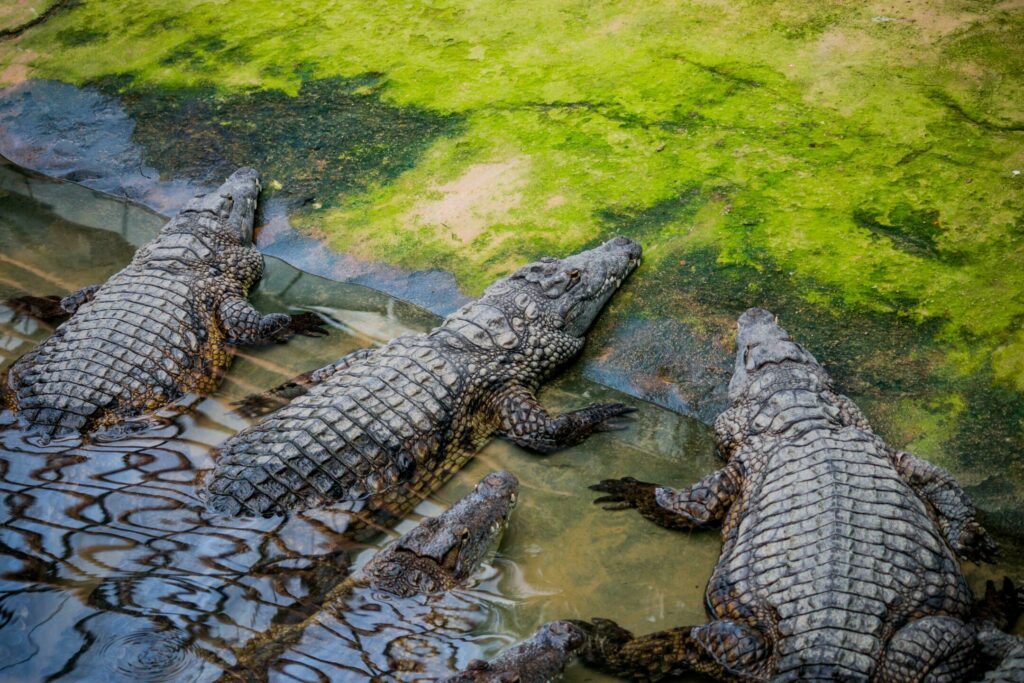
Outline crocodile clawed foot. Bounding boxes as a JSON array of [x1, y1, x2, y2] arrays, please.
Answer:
[[954, 520, 999, 564], [590, 476, 657, 510], [283, 311, 330, 339], [567, 618, 634, 667]]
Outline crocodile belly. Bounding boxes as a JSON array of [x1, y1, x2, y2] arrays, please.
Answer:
[[9, 270, 208, 431]]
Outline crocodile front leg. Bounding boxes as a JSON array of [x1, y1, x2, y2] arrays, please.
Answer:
[[495, 385, 636, 454], [590, 461, 743, 531], [891, 450, 998, 562], [572, 618, 769, 682], [232, 347, 377, 419], [218, 297, 327, 346]]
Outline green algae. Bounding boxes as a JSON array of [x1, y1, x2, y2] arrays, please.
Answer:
[[1, 0, 1023, 532], [92, 74, 460, 205]]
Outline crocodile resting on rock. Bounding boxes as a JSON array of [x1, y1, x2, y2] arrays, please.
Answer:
[[205, 236, 642, 517], [1, 168, 323, 436], [224, 470, 520, 681], [578, 307, 1001, 682]]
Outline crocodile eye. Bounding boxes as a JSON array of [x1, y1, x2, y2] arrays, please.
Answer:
[[565, 269, 582, 291]]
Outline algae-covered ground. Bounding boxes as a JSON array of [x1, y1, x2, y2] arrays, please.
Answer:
[[1, 0, 1023, 536]]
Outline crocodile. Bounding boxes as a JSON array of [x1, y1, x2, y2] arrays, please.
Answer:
[[204, 236, 642, 517], [577, 307, 999, 682], [225, 470, 520, 681], [445, 620, 587, 683], [1, 168, 324, 436]]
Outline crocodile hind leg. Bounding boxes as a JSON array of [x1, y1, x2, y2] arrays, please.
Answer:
[[495, 385, 636, 454], [891, 450, 998, 562], [232, 347, 378, 419], [590, 461, 743, 531], [876, 616, 978, 682], [572, 618, 769, 682]]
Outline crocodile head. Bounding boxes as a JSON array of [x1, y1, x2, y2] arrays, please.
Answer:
[[445, 620, 586, 683], [728, 307, 821, 401], [178, 167, 261, 243], [362, 471, 518, 597], [504, 236, 642, 338]]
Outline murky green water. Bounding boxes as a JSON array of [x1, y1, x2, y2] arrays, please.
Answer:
[[0, 161, 1019, 682]]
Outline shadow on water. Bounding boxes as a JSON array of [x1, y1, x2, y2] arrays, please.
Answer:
[[1, 160, 1019, 681]]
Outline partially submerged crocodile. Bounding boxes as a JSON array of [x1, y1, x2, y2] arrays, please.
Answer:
[[205, 236, 642, 517], [445, 619, 587, 683], [1, 168, 324, 435], [579, 307, 999, 681], [225, 470, 520, 681]]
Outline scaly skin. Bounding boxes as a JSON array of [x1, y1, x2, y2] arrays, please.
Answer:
[[445, 620, 587, 683], [205, 236, 642, 517], [580, 308, 998, 682], [224, 471, 519, 681], [1, 168, 324, 435]]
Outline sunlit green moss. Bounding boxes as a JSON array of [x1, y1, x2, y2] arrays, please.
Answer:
[[1, 0, 1023, 515]]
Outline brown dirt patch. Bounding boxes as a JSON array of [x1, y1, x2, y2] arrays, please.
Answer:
[[406, 157, 529, 243]]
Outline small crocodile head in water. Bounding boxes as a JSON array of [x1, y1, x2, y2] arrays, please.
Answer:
[[176, 167, 261, 243], [504, 236, 641, 338], [361, 471, 519, 597], [445, 619, 586, 683]]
